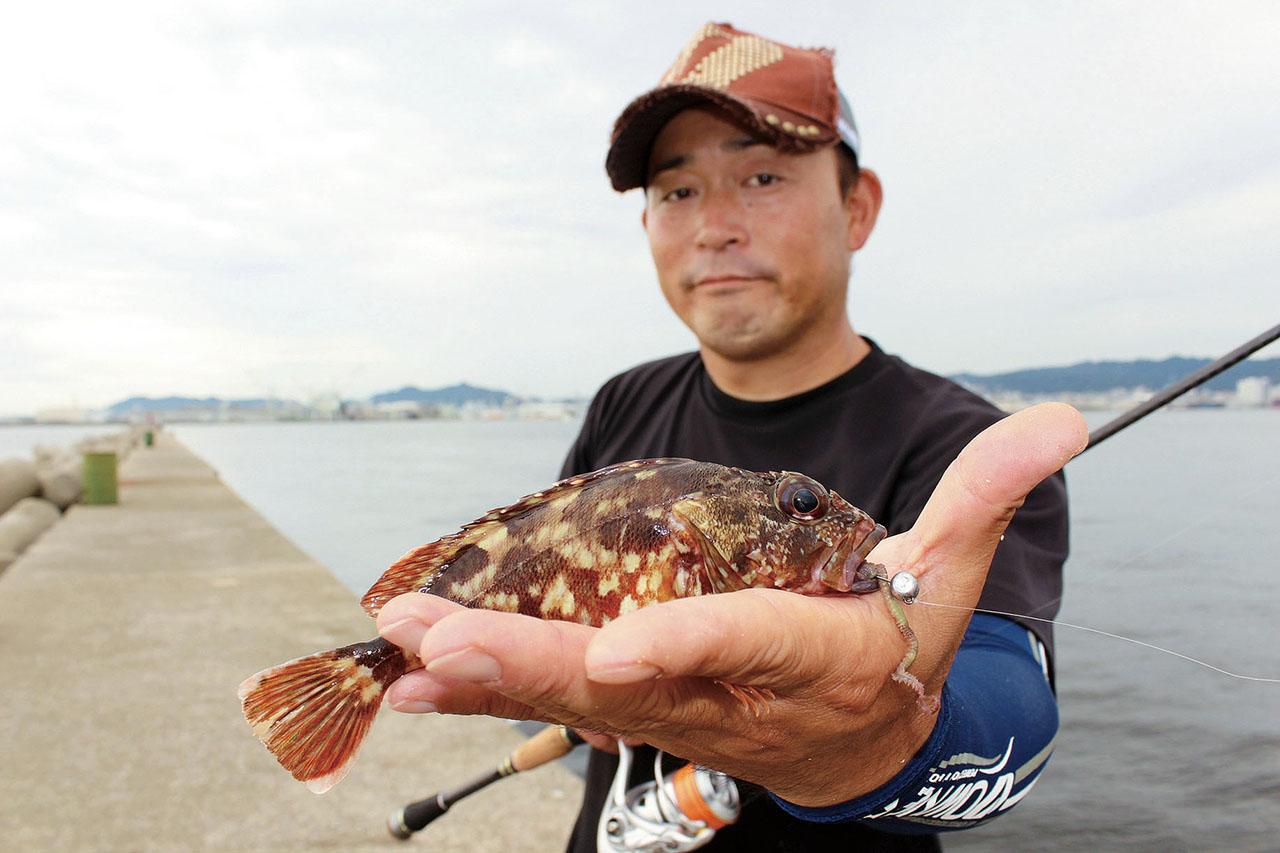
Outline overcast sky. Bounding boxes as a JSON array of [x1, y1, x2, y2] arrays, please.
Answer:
[[3, 1, 1278, 416]]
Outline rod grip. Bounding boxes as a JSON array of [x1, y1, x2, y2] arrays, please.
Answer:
[[385, 726, 586, 840], [388, 769, 503, 839], [510, 725, 586, 772]]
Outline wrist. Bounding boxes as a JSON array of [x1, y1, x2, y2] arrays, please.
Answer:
[[768, 697, 940, 807], [771, 683, 952, 816]]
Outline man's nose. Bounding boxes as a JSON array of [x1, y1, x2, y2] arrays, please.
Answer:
[[695, 187, 748, 250]]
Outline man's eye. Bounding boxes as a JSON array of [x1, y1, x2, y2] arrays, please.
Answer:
[[662, 187, 693, 202], [747, 172, 780, 187]]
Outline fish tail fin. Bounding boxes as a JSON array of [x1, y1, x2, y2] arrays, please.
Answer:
[[238, 637, 409, 793]]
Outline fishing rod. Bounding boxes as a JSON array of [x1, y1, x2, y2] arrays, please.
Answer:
[[381, 323, 1278, 847], [1082, 321, 1279, 453], [386, 724, 586, 840], [387, 723, 745, 852], [912, 319, 1280, 681]]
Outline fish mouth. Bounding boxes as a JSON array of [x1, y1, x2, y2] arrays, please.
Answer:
[[801, 525, 887, 595]]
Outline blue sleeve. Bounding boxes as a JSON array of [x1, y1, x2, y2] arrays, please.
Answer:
[[770, 613, 1057, 832]]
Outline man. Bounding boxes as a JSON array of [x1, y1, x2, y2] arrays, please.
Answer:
[[378, 23, 1086, 850]]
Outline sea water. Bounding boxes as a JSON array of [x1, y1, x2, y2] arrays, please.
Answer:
[[6, 412, 1275, 848], [0, 423, 128, 460]]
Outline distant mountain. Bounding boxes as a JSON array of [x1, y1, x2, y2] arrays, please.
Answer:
[[105, 384, 522, 416], [107, 396, 284, 416], [951, 356, 1280, 394], [105, 359, 1277, 415], [369, 383, 518, 407]]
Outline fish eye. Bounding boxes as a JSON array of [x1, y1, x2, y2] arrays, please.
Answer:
[[792, 488, 819, 514], [774, 475, 829, 522]]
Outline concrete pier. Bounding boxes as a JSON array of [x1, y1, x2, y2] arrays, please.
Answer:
[[0, 434, 583, 851]]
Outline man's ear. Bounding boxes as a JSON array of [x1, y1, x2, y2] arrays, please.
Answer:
[[641, 206, 648, 231], [846, 168, 882, 253]]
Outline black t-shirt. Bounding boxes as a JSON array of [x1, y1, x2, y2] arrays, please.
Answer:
[[559, 339, 1068, 852]]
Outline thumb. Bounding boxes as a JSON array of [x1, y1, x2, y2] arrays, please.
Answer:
[[903, 402, 1087, 598]]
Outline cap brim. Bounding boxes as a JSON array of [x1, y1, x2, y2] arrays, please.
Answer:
[[605, 85, 834, 192]]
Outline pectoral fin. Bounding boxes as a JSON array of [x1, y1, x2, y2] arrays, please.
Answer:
[[672, 508, 749, 594]]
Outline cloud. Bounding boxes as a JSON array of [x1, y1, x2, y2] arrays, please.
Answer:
[[1, 2, 1277, 415]]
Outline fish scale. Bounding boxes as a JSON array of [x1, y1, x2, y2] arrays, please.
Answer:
[[239, 458, 913, 792]]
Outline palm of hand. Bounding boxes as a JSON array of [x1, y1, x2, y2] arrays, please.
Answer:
[[377, 403, 1087, 806]]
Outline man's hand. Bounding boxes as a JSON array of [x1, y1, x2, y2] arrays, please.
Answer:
[[376, 403, 1087, 806]]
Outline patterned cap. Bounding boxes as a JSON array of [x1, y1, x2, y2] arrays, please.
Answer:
[[606, 22, 860, 192]]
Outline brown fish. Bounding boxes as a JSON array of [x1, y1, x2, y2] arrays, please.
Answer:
[[239, 458, 916, 793]]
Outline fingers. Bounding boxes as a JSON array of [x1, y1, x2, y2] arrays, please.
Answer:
[[378, 593, 537, 720], [377, 591, 468, 649], [411, 607, 652, 725], [575, 729, 646, 753], [575, 729, 619, 752], [377, 585, 906, 727], [907, 403, 1086, 587], [379, 594, 682, 728], [385, 668, 539, 720], [584, 587, 891, 694]]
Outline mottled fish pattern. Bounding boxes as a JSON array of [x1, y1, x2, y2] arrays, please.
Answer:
[[240, 458, 900, 793], [362, 458, 886, 623]]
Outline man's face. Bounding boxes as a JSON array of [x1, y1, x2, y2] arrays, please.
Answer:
[[642, 108, 872, 363]]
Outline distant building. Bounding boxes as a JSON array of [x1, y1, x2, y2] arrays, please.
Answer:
[[515, 400, 582, 420], [980, 386, 1159, 413], [308, 394, 343, 419], [1234, 377, 1270, 407], [373, 400, 426, 419], [339, 400, 376, 419]]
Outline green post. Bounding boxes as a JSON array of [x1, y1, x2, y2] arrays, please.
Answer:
[[144, 430, 154, 447], [82, 452, 119, 505]]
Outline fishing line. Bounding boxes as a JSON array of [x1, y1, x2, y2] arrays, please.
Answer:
[[1082, 321, 1279, 451], [912, 599, 1280, 683], [1088, 470, 1280, 571], [935, 467, 1280, 677], [1018, 467, 1280, 620], [985, 322, 1280, 629]]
